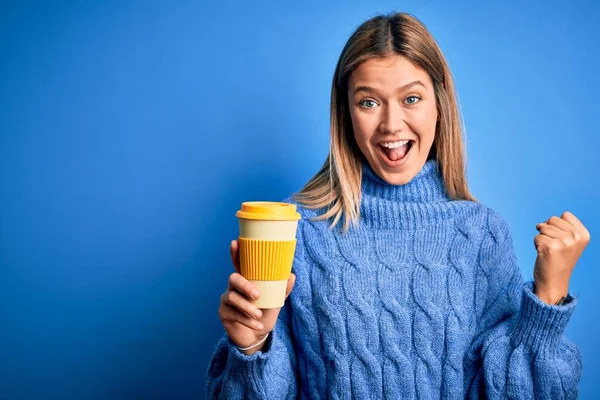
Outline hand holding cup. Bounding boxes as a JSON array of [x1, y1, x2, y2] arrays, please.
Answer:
[[219, 240, 296, 355], [218, 202, 301, 355]]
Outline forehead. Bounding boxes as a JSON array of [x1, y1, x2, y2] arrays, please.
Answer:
[[349, 54, 431, 91]]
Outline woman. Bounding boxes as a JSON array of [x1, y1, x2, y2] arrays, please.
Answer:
[[207, 12, 589, 399]]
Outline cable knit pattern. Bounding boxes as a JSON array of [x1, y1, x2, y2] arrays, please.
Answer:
[[206, 159, 582, 399]]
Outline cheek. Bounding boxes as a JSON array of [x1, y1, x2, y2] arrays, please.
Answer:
[[350, 113, 374, 146], [353, 130, 371, 152], [413, 108, 437, 140]]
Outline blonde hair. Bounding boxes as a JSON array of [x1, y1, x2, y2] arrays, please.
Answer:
[[293, 12, 477, 233]]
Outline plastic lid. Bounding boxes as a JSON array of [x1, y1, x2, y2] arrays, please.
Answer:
[[235, 201, 301, 221]]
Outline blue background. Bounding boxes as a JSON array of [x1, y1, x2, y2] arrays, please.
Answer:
[[1, 1, 598, 398]]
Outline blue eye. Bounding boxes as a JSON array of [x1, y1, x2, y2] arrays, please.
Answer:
[[359, 99, 377, 108], [405, 95, 421, 105]]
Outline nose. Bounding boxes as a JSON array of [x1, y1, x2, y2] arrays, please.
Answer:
[[378, 102, 407, 133]]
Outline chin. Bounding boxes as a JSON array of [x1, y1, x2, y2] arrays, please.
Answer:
[[382, 173, 413, 186], [376, 165, 415, 186]]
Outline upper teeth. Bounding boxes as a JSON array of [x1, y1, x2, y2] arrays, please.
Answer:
[[380, 140, 410, 149]]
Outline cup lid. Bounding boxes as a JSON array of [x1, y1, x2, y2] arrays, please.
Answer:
[[235, 201, 301, 221]]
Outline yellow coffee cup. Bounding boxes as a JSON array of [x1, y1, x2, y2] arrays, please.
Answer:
[[235, 201, 301, 308]]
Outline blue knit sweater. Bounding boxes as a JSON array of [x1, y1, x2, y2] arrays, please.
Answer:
[[207, 159, 581, 399]]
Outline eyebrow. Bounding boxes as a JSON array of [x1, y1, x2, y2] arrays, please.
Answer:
[[352, 80, 426, 96]]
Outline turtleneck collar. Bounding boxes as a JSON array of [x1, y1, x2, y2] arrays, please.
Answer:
[[358, 159, 468, 230], [361, 159, 449, 203]]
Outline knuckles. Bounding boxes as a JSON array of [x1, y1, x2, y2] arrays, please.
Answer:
[[539, 213, 591, 250], [548, 216, 561, 224]]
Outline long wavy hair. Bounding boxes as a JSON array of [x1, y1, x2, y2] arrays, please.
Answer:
[[293, 12, 477, 233]]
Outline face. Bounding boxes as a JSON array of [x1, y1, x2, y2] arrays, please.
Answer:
[[348, 54, 438, 185]]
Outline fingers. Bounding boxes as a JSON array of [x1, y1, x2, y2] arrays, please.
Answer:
[[222, 290, 263, 320], [220, 302, 264, 331], [534, 234, 555, 252], [561, 211, 586, 230], [230, 240, 241, 274], [285, 273, 296, 299], [219, 271, 265, 333], [536, 212, 591, 244], [228, 273, 261, 300], [544, 216, 574, 232], [562, 212, 591, 243], [536, 223, 564, 239]]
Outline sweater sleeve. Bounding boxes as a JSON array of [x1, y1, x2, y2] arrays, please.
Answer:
[[205, 296, 299, 399], [464, 209, 582, 399]]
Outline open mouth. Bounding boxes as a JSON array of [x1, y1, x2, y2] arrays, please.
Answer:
[[378, 140, 414, 164]]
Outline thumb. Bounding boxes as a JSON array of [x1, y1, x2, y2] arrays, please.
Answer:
[[230, 240, 241, 274], [284, 273, 296, 299]]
